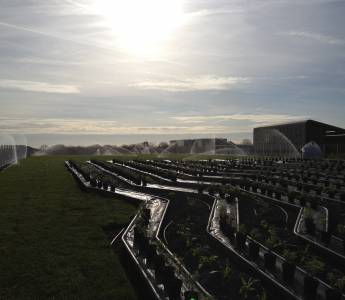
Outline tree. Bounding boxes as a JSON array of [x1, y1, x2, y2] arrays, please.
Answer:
[[241, 139, 253, 145]]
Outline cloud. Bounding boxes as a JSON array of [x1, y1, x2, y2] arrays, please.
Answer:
[[0, 21, 123, 54], [129, 75, 250, 92], [187, 8, 244, 18], [172, 114, 307, 124], [0, 79, 80, 94], [0, 117, 249, 135], [285, 31, 345, 45]]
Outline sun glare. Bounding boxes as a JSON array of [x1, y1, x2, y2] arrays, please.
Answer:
[[92, 0, 185, 58]]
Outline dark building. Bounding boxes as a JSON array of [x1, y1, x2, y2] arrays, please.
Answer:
[[254, 119, 345, 157], [325, 134, 345, 156]]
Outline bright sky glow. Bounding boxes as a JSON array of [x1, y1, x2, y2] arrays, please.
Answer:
[[91, 0, 185, 58]]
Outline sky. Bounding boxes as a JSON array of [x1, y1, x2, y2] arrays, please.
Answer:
[[1, 0, 345, 145]]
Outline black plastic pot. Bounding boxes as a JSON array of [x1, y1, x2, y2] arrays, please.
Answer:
[[153, 255, 166, 283], [303, 276, 318, 299], [90, 178, 97, 187], [329, 191, 335, 199], [225, 195, 235, 204], [248, 241, 260, 261], [320, 230, 331, 246], [161, 265, 175, 286], [140, 238, 151, 258], [184, 252, 199, 272], [142, 208, 151, 226], [310, 198, 318, 210], [300, 198, 306, 206], [340, 193, 345, 202], [220, 220, 234, 239], [264, 252, 276, 271], [166, 277, 183, 300], [325, 288, 341, 300], [282, 261, 295, 283], [305, 218, 315, 235], [102, 182, 108, 190], [133, 227, 145, 250], [145, 244, 157, 266], [235, 232, 247, 252]]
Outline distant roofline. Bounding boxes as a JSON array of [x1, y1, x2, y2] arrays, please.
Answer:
[[254, 119, 345, 131], [326, 133, 345, 137], [254, 119, 311, 129]]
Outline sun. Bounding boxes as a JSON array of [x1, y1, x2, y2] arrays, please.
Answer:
[[92, 0, 185, 58]]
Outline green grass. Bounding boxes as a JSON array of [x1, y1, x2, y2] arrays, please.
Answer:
[[0, 156, 138, 300]]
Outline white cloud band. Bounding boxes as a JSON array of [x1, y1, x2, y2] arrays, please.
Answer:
[[0, 79, 80, 94], [130, 75, 250, 92]]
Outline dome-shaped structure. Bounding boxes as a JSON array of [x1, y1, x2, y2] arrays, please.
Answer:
[[301, 141, 322, 159]]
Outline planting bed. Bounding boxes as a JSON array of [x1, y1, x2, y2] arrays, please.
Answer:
[[66, 157, 345, 300]]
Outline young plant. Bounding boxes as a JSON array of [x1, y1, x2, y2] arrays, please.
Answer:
[[239, 275, 260, 300]]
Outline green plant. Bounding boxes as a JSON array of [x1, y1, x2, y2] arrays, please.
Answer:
[[259, 289, 268, 300], [265, 226, 282, 249], [239, 224, 249, 235], [191, 245, 204, 257], [239, 275, 260, 300], [335, 276, 345, 290], [250, 228, 263, 241], [282, 249, 298, 264], [337, 224, 345, 238], [304, 256, 325, 277], [327, 271, 345, 289], [298, 244, 310, 265], [260, 220, 269, 230], [304, 207, 314, 219], [198, 255, 218, 271], [223, 259, 233, 280]]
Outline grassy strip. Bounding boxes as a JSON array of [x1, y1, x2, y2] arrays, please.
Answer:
[[0, 156, 137, 300]]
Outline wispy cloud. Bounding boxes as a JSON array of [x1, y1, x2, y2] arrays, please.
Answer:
[[0, 79, 80, 94], [172, 114, 307, 124], [286, 31, 345, 45], [0, 21, 123, 54], [0, 117, 249, 134], [130, 75, 250, 92], [187, 8, 243, 18]]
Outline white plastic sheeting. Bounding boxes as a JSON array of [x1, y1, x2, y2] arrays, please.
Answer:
[[301, 141, 322, 159]]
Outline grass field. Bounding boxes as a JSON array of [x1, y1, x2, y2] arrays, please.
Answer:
[[0, 156, 138, 300]]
